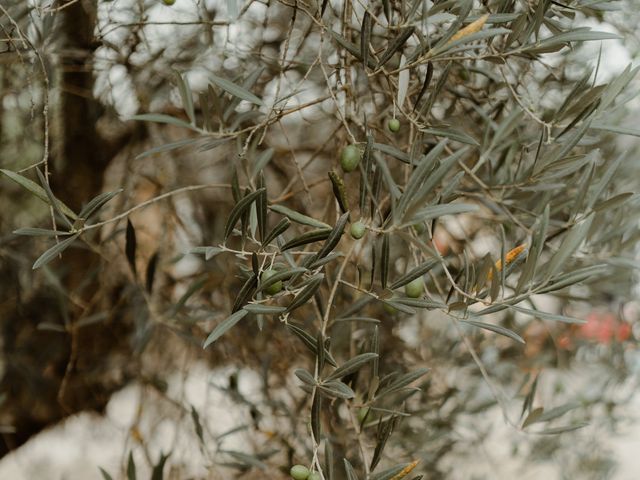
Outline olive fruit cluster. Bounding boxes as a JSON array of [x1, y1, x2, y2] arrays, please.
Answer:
[[290, 465, 320, 480]]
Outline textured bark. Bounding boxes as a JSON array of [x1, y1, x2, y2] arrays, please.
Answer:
[[53, 0, 106, 210]]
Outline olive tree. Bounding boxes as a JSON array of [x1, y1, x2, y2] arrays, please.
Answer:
[[1, 0, 639, 478]]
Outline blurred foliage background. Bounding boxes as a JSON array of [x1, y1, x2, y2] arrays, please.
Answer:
[[1, 0, 639, 479]]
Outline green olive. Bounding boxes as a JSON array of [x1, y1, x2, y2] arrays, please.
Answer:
[[413, 222, 426, 235], [404, 277, 424, 298], [290, 465, 310, 480], [357, 406, 370, 423], [350, 221, 366, 239], [383, 302, 397, 314], [307, 473, 321, 480], [261, 269, 282, 295], [340, 145, 361, 173], [388, 118, 400, 133], [162, 0, 176, 5]]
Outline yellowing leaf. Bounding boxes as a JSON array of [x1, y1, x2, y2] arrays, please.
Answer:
[[448, 14, 489, 44], [391, 460, 420, 480], [487, 243, 528, 281]]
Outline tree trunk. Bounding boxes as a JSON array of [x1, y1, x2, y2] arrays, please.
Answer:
[[0, 0, 133, 458]]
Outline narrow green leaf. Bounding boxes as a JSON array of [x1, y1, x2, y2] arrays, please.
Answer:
[[281, 229, 332, 251], [461, 319, 525, 344], [537, 264, 608, 293], [203, 309, 249, 348], [286, 323, 337, 367], [420, 127, 479, 145], [146, 251, 159, 293], [224, 67, 264, 121], [252, 148, 274, 178], [126, 219, 137, 277], [223, 450, 267, 470], [295, 368, 316, 386], [13, 228, 73, 237], [151, 452, 170, 480], [522, 407, 545, 429], [285, 274, 324, 313], [516, 204, 549, 294], [315, 212, 349, 260], [403, 203, 478, 227], [308, 251, 344, 269], [405, 148, 469, 217], [377, 26, 415, 69], [533, 422, 589, 435], [318, 380, 355, 399], [243, 304, 286, 314], [224, 188, 266, 240], [261, 217, 291, 248], [535, 402, 580, 424], [361, 11, 372, 68], [593, 192, 635, 212], [32, 233, 80, 269], [269, 204, 330, 229], [390, 258, 439, 290], [586, 152, 625, 210], [526, 29, 621, 54], [231, 273, 258, 313], [79, 189, 123, 220], [359, 133, 374, 213], [510, 305, 585, 324], [317, 331, 326, 372], [419, 61, 451, 118], [0, 169, 78, 219], [325, 353, 378, 382], [98, 468, 113, 480], [397, 55, 409, 108], [381, 233, 390, 289], [191, 405, 205, 444], [413, 62, 433, 112], [544, 213, 594, 281], [174, 71, 196, 125], [171, 277, 207, 315], [370, 415, 397, 471], [308, 391, 320, 442], [324, 439, 334, 480], [392, 297, 445, 309], [35, 168, 72, 228], [209, 73, 264, 106], [398, 139, 448, 215], [128, 113, 194, 130], [136, 138, 203, 160], [189, 246, 223, 260], [375, 368, 429, 399], [373, 143, 410, 163], [127, 451, 136, 480], [344, 458, 360, 480], [375, 156, 402, 204], [329, 30, 374, 68], [256, 174, 267, 241]]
